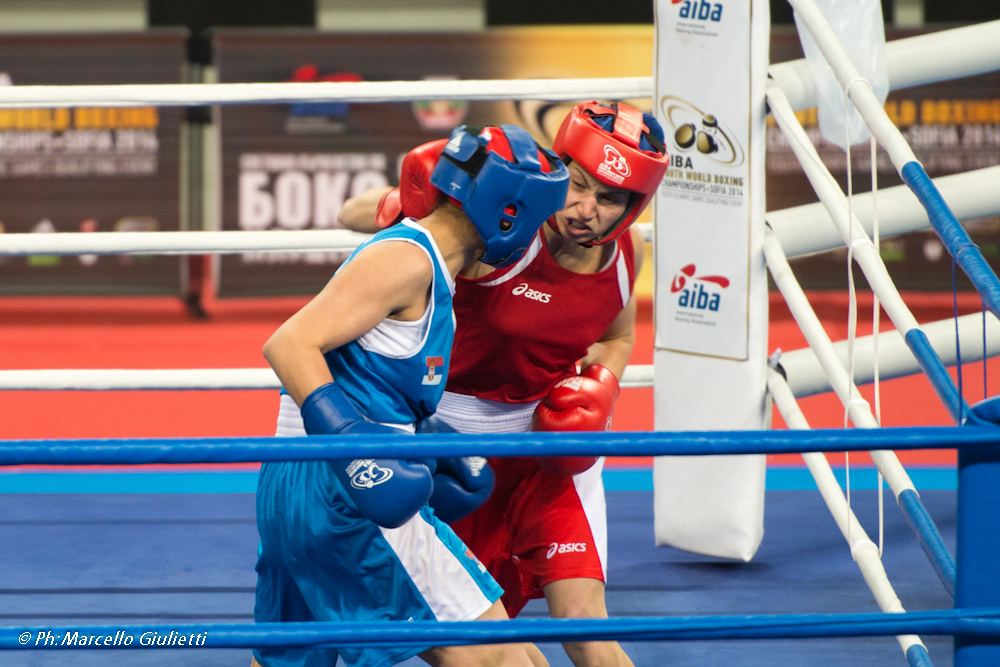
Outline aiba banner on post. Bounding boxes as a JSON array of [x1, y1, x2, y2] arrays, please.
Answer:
[[655, 0, 753, 360]]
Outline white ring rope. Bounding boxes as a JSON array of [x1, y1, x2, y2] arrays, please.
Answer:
[[0, 77, 653, 109], [766, 368, 926, 656], [0, 364, 653, 392], [0, 21, 988, 109], [766, 165, 1000, 258], [769, 20, 1000, 111], [0, 224, 653, 256], [6, 314, 997, 392], [782, 311, 1000, 399]]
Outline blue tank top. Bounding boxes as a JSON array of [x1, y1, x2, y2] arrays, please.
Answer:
[[322, 219, 456, 426]]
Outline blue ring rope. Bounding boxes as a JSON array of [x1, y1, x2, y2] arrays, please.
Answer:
[[901, 161, 1000, 321], [905, 644, 934, 667], [3, 610, 1000, 649], [903, 329, 975, 425], [1, 426, 1000, 465], [898, 488, 957, 598]]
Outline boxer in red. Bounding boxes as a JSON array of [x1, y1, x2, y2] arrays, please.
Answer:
[[340, 102, 668, 667]]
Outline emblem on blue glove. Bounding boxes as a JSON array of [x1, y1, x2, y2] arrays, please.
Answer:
[[347, 459, 395, 489]]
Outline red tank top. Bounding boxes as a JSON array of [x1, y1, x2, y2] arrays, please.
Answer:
[[447, 228, 636, 403]]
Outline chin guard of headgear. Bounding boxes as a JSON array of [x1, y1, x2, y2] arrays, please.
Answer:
[[552, 102, 669, 246], [430, 124, 569, 268]]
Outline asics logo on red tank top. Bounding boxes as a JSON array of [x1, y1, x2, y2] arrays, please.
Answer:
[[547, 542, 588, 559], [596, 145, 629, 185], [511, 282, 551, 303], [346, 459, 394, 490]]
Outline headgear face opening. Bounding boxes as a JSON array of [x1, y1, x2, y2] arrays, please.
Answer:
[[431, 125, 570, 268], [552, 102, 669, 246]]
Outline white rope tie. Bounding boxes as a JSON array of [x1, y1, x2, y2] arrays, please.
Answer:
[[870, 133, 885, 557], [843, 77, 874, 560]]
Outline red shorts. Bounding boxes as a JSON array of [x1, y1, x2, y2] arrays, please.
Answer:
[[451, 456, 606, 618]]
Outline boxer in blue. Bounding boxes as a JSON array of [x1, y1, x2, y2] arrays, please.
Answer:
[[253, 124, 569, 667]]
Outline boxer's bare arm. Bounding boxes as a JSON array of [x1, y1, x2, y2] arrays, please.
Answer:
[[338, 185, 394, 233], [579, 226, 645, 378], [263, 240, 432, 405]]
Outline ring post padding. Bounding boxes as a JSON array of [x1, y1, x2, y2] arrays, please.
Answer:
[[955, 448, 1000, 666], [901, 161, 1000, 323]]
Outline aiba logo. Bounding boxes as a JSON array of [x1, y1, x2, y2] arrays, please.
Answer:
[[512, 282, 552, 303], [422, 356, 445, 386], [672, 0, 723, 22], [596, 145, 629, 185], [661, 96, 745, 168], [547, 542, 588, 559], [346, 459, 394, 490], [670, 263, 730, 312]]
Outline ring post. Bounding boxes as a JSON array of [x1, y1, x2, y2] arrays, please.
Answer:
[[956, 398, 1000, 664], [955, 445, 1000, 665]]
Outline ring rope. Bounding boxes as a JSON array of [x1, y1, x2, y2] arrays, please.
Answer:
[[766, 165, 1000, 259], [781, 312, 1000, 399], [0, 77, 653, 108], [3, 313, 995, 392], [1, 426, 998, 466], [0, 224, 652, 257], [0, 366, 654, 391], [0, 22, 988, 110], [768, 20, 1000, 111], [2, 610, 1000, 650]]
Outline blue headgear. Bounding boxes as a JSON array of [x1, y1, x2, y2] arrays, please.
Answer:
[[430, 124, 570, 268]]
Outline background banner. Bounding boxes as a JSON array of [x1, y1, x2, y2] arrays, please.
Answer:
[[212, 27, 654, 297], [0, 32, 186, 296]]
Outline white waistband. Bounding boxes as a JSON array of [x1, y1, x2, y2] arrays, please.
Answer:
[[434, 392, 539, 434]]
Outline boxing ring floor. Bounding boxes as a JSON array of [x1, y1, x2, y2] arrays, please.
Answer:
[[0, 292, 974, 666], [0, 487, 956, 667]]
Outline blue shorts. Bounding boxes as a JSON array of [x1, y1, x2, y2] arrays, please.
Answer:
[[253, 459, 502, 667]]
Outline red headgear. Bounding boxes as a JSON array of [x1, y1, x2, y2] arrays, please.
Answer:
[[552, 102, 669, 246]]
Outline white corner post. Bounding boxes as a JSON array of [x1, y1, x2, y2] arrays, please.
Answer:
[[651, 0, 770, 561]]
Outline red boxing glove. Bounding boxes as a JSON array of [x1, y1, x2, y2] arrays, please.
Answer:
[[531, 364, 620, 475], [373, 139, 452, 230], [374, 188, 403, 229], [398, 138, 448, 220]]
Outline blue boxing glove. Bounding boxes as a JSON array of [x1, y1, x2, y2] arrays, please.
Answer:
[[300, 383, 435, 528], [418, 415, 495, 524]]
